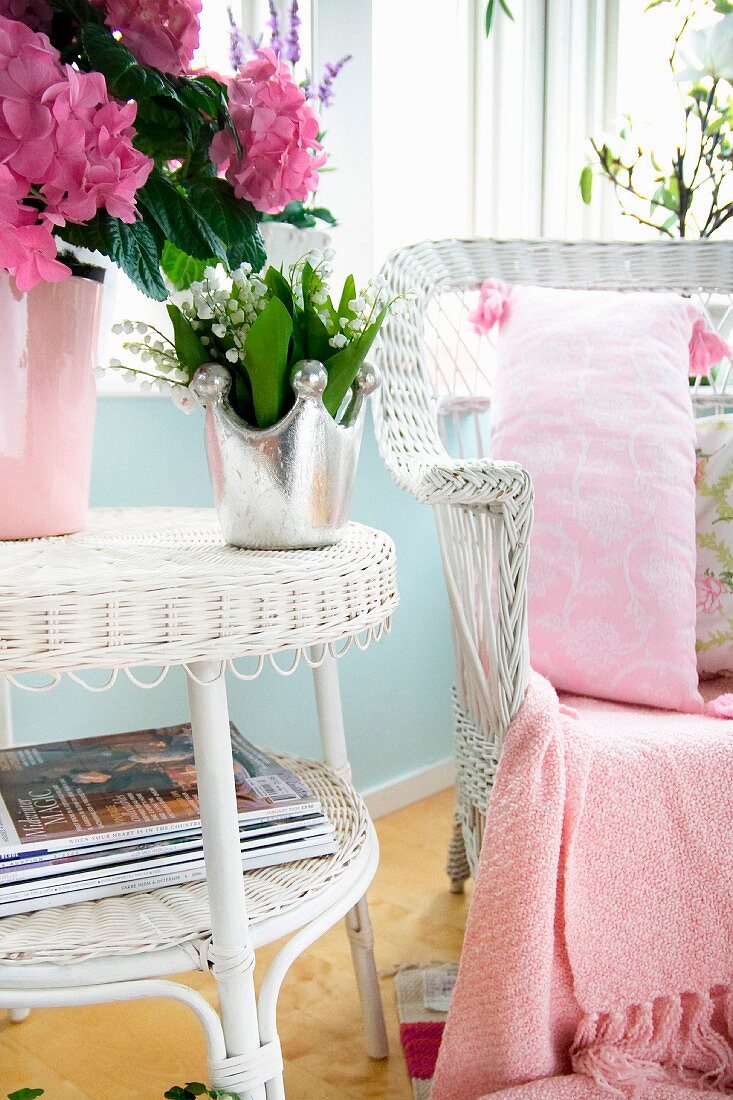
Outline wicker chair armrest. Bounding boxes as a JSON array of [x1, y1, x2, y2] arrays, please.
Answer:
[[416, 457, 532, 509]]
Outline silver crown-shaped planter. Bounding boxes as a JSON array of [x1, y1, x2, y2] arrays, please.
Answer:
[[191, 359, 380, 549]]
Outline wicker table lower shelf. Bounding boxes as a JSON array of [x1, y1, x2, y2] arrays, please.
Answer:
[[0, 754, 374, 979], [0, 510, 396, 1096]]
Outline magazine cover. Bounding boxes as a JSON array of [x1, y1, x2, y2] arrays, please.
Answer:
[[0, 723, 320, 857]]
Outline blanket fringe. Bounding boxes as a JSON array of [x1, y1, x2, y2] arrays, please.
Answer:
[[571, 989, 733, 1096]]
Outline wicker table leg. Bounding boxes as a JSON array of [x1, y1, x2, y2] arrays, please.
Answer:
[[187, 660, 275, 1100], [312, 657, 388, 1059]]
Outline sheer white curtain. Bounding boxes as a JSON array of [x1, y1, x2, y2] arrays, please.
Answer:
[[473, 0, 620, 240]]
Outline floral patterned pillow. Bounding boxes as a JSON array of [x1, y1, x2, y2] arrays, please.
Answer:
[[696, 413, 733, 675]]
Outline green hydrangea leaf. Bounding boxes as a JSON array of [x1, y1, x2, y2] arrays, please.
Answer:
[[82, 24, 170, 101], [139, 172, 227, 264], [161, 242, 209, 291], [190, 179, 265, 272]]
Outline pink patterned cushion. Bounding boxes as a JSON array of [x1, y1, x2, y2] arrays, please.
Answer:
[[489, 286, 704, 712]]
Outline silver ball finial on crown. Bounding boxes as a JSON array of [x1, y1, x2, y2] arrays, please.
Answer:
[[356, 362, 381, 396], [291, 360, 328, 398], [191, 362, 232, 407]]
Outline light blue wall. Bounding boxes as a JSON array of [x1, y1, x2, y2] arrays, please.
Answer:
[[11, 398, 455, 794]]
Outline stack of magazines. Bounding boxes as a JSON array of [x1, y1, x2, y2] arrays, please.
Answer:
[[0, 723, 336, 917]]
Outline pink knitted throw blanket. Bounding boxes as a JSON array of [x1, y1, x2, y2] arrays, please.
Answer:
[[432, 674, 733, 1099]]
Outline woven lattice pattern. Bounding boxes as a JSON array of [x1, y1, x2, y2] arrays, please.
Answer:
[[374, 238, 733, 883], [0, 754, 368, 966], [0, 509, 398, 676]]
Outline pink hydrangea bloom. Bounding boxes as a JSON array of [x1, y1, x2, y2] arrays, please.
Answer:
[[696, 573, 726, 615], [0, 15, 153, 291], [104, 0, 201, 75], [41, 67, 153, 224], [468, 279, 511, 336], [209, 47, 325, 214], [0, 163, 66, 290], [0, 0, 52, 31]]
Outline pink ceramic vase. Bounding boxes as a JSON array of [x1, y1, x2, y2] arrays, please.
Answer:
[[0, 270, 104, 540]]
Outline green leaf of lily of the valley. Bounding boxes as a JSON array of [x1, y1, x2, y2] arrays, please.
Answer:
[[303, 308, 333, 364], [264, 266, 294, 314], [243, 297, 294, 428], [322, 306, 388, 419], [337, 274, 357, 322], [166, 303, 209, 377]]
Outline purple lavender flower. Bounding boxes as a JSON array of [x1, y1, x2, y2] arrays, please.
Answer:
[[227, 5, 246, 72], [267, 0, 283, 56], [247, 32, 264, 54], [285, 0, 301, 64], [318, 55, 352, 109], [302, 69, 314, 101]]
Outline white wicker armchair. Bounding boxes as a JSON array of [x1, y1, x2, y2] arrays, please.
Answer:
[[373, 237, 733, 892]]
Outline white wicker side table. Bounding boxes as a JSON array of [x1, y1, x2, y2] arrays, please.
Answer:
[[0, 508, 398, 1099]]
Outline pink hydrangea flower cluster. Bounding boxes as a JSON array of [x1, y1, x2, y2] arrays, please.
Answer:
[[0, 16, 152, 291], [0, 0, 51, 31], [209, 47, 325, 215], [103, 0, 201, 76]]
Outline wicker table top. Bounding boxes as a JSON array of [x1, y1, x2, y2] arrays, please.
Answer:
[[0, 508, 398, 677]]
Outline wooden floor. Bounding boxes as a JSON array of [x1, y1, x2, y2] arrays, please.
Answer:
[[0, 788, 470, 1099]]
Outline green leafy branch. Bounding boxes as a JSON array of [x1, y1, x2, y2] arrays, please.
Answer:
[[484, 0, 514, 35], [581, 0, 733, 237]]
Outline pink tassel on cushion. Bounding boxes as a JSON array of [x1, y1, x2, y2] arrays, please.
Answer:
[[689, 317, 731, 377], [468, 278, 511, 335], [706, 693, 733, 719]]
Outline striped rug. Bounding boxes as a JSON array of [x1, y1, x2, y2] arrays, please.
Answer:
[[394, 963, 458, 1100]]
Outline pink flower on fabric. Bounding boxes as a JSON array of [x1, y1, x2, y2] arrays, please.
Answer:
[[0, 0, 52, 31], [696, 573, 725, 615], [689, 316, 732, 376], [103, 0, 201, 75], [706, 693, 733, 719], [209, 47, 325, 214], [468, 279, 511, 336]]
